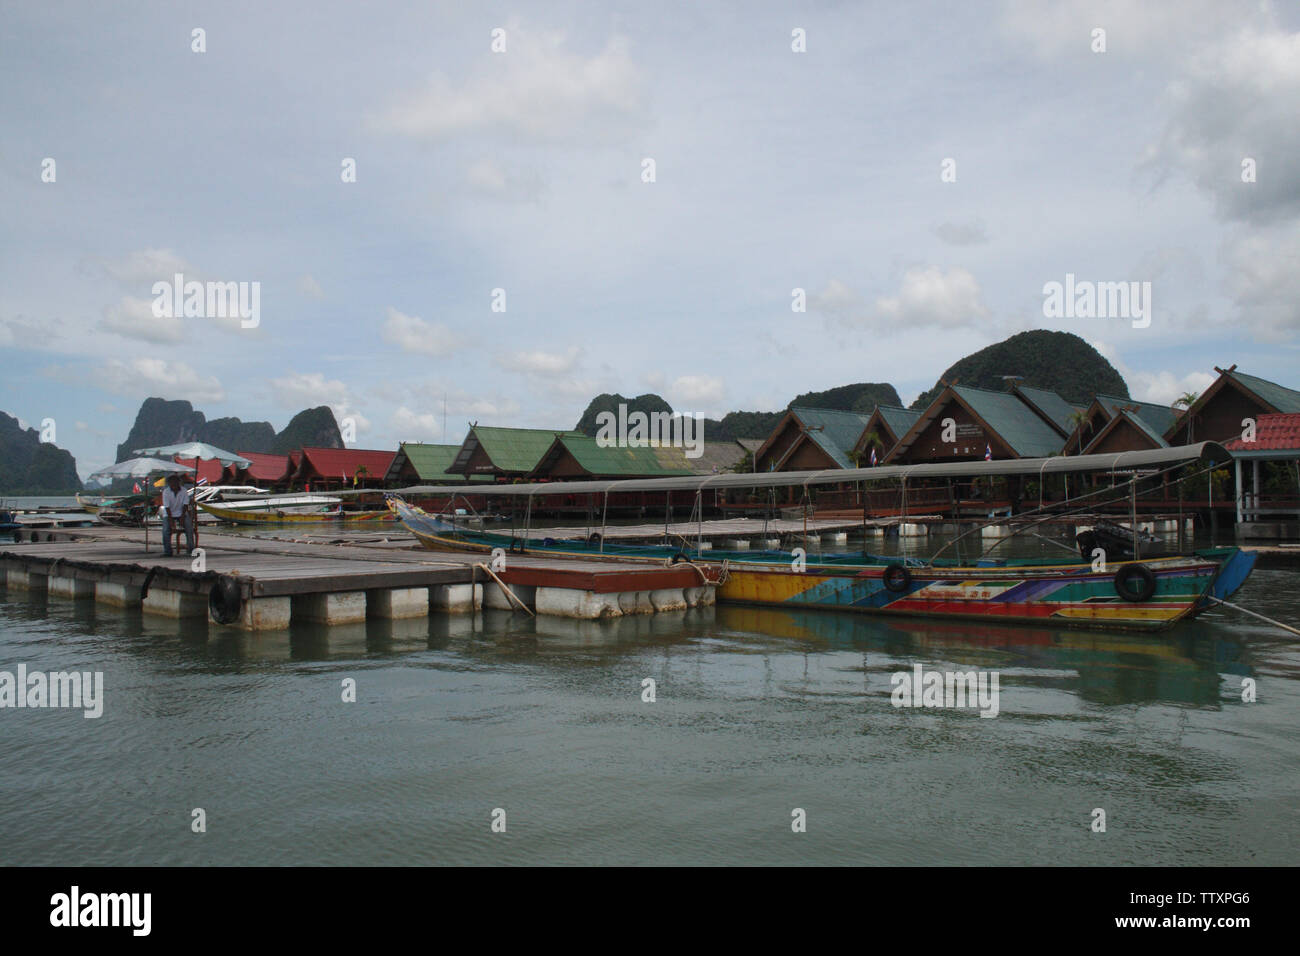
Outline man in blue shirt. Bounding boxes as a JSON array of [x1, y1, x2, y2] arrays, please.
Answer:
[[160, 473, 195, 556]]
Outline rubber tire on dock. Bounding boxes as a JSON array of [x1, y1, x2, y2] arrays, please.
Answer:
[[671, 551, 689, 564], [882, 562, 912, 593], [1113, 563, 1157, 603], [587, 533, 602, 547], [209, 577, 243, 624]]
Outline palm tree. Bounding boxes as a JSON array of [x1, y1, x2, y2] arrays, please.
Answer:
[[1067, 409, 1089, 455], [1174, 392, 1199, 442]]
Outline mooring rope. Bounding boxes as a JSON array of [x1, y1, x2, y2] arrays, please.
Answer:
[[1204, 596, 1300, 638]]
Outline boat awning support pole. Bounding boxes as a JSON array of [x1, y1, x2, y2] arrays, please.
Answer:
[[523, 494, 532, 552], [696, 490, 703, 555], [600, 491, 608, 554], [1130, 476, 1139, 560], [1235, 458, 1243, 524], [901, 477, 908, 561]]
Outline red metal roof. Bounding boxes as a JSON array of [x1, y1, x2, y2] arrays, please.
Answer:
[[296, 447, 396, 481], [173, 457, 225, 484], [1222, 413, 1300, 451], [235, 450, 289, 482]]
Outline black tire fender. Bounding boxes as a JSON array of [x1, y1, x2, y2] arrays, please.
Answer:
[[209, 576, 243, 624], [882, 562, 912, 593], [1114, 563, 1157, 603]]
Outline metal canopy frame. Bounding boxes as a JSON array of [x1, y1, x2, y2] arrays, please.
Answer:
[[364, 442, 1228, 500]]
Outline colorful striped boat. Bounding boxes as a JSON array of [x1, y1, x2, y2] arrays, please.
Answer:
[[385, 498, 1256, 632]]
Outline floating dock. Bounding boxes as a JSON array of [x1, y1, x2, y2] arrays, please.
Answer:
[[0, 529, 718, 629]]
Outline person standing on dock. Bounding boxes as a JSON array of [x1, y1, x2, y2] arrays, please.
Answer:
[[161, 473, 195, 556]]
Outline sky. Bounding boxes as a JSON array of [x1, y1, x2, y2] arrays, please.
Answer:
[[2, 0, 1298, 479]]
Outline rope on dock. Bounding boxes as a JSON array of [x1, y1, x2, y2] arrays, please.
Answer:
[[473, 562, 535, 617], [1204, 596, 1300, 637]]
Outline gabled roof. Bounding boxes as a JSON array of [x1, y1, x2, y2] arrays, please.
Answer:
[[1013, 385, 1079, 436], [1228, 370, 1300, 413], [1095, 393, 1178, 435], [173, 457, 225, 484], [1164, 366, 1300, 440], [871, 404, 922, 442], [1082, 409, 1169, 454], [234, 451, 289, 482], [948, 385, 1066, 458], [531, 434, 694, 478], [386, 443, 493, 483], [1222, 413, 1300, 454], [296, 447, 395, 480], [781, 406, 874, 469], [688, 441, 748, 475], [449, 426, 586, 475]]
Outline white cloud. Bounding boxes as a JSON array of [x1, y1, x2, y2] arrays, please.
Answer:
[[374, 22, 647, 144], [1221, 226, 1300, 340], [391, 405, 443, 440], [380, 307, 462, 356], [670, 374, 724, 406], [1089, 340, 1216, 406], [496, 346, 582, 376], [91, 358, 224, 403], [1147, 23, 1300, 225], [873, 267, 990, 329], [269, 371, 372, 436], [100, 295, 185, 343], [101, 248, 196, 284]]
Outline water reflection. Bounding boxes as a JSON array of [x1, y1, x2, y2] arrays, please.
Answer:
[[713, 604, 1252, 709], [1, 580, 1258, 710]]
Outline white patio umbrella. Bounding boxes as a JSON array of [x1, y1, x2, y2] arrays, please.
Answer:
[[132, 442, 252, 468], [88, 457, 194, 481], [132, 443, 251, 551]]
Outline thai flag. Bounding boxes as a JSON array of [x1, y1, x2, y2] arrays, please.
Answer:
[[197, 476, 209, 486], [869, 447, 877, 466], [984, 443, 993, 461]]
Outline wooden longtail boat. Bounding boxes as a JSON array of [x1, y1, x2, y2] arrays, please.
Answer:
[[381, 442, 1258, 632], [384, 497, 1254, 631]]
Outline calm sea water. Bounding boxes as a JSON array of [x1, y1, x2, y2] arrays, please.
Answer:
[[1, 565, 1296, 866]]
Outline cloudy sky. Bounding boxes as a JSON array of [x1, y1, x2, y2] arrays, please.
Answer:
[[2, 0, 1298, 477]]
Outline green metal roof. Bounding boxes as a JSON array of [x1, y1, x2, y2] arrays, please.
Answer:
[[951, 385, 1064, 458], [451, 426, 586, 475], [1095, 394, 1178, 435], [1117, 411, 1170, 448], [390, 443, 493, 482], [537, 435, 694, 477], [789, 406, 873, 468], [1228, 370, 1300, 413], [873, 404, 921, 440], [1015, 385, 1078, 435]]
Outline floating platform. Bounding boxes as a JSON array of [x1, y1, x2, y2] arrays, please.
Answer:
[[0, 529, 718, 630]]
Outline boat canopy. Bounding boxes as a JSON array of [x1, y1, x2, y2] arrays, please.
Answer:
[[362, 441, 1228, 499]]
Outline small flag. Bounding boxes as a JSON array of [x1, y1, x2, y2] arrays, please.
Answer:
[[197, 476, 209, 486], [984, 443, 993, 461], [869, 447, 878, 467], [133, 482, 141, 493]]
